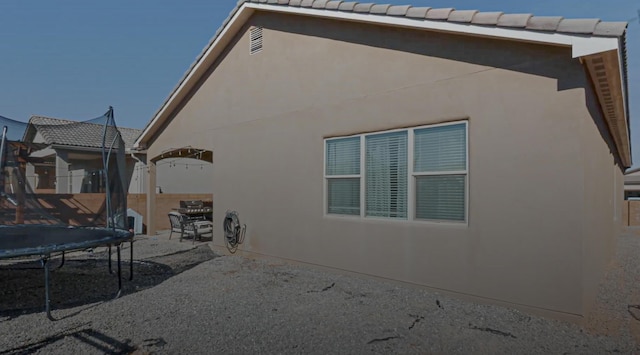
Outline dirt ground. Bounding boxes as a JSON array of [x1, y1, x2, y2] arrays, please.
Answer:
[[0, 230, 638, 354]]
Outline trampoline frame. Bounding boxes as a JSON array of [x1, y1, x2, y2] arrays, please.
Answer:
[[0, 108, 135, 320], [0, 226, 134, 320]]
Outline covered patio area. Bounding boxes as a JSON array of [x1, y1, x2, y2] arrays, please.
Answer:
[[144, 146, 213, 236]]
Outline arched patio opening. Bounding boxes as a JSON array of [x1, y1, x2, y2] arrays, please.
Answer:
[[151, 147, 213, 165], [145, 146, 213, 235]]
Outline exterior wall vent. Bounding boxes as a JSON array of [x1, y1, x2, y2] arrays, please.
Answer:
[[250, 26, 263, 55]]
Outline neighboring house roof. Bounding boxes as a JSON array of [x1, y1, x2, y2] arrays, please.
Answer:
[[625, 168, 640, 187], [134, 0, 631, 166], [25, 116, 142, 150], [626, 166, 640, 175], [625, 166, 640, 183]]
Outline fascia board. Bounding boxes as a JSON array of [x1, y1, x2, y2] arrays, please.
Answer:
[[247, 3, 619, 58]]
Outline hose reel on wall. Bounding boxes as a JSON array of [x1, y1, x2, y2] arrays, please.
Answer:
[[223, 210, 246, 253]]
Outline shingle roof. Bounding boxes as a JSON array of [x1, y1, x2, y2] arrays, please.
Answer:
[[27, 116, 142, 149]]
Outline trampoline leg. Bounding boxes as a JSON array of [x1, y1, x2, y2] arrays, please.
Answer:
[[56, 252, 65, 270], [108, 245, 113, 274], [115, 244, 122, 299], [129, 239, 134, 281], [42, 257, 53, 321]]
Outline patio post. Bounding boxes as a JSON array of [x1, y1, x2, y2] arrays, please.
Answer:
[[146, 160, 157, 235]]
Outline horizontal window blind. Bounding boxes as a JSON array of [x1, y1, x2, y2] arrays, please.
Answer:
[[366, 131, 407, 219], [326, 137, 360, 176], [414, 123, 466, 172], [415, 175, 466, 221], [328, 178, 360, 215], [325, 121, 467, 222], [326, 137, 361, 215]]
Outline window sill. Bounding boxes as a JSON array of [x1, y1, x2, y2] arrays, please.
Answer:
[[323, 214, 468, 228]]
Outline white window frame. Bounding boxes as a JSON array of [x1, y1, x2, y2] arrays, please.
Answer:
[[324, 120, 469, 225], [324, 134, 362, 217], [412, 121, 468, 224]]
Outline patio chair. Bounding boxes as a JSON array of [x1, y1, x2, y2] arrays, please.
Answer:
[[168, 211, 213, 244]]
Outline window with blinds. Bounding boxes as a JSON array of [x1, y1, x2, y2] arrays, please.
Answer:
[[414, 123, 467, 221], [326, 137, 360, 215], [324, 121, 467, 223], [366, 131, 407, 219]]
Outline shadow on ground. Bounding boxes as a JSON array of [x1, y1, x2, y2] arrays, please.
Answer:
[[0, 324, 142, 355], [0, 244, 216, 320]]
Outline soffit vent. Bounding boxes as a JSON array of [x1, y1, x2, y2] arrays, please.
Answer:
[[250, 26, 263, 55]]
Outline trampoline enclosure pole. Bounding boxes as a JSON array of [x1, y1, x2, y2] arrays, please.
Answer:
[[41, 257, 53, 321], [108, 245, 113, 274], [129, 239, 133, 281], [116, 244, 122, 299], [0, 126, 6, 169], [0, 126, 6, 192]]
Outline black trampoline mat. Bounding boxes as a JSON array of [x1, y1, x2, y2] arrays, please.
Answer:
[[0, 225, 132, 259]]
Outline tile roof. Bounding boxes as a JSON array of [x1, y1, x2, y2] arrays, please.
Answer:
[[237, 0, 628, 36], [136, 0, 630, 150], [187, 1, 627, 117], [27, 116, 142, 149]]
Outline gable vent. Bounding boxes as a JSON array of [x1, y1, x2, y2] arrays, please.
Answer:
[[250, 27, 263, 55]]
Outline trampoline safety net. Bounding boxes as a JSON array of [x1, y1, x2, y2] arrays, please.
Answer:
[[0, 107, 129, 231], [0, 107, 135, 319]]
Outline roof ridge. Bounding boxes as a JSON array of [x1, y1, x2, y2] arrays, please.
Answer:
[[29, 115, 142, 132], [29, 115, 77, 124]]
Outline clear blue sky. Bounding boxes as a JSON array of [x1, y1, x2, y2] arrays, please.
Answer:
[[1, 1, 638, 163]]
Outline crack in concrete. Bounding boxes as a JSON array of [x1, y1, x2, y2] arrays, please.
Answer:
[[408, 314, 425, 330], [367, 335, 401, 344], [307, 282, 335, 293], [469, 323, 517, 339]]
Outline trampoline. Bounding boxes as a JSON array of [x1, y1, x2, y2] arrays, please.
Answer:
[[0, 107, 134, 319]]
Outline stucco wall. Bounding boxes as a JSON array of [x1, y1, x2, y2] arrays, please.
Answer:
[[156, 158, 213, 194], [63, 155, 142, 194], [146, 12, 620, 318], [579, 83, 623, 315], [128, 160, 147, 194]]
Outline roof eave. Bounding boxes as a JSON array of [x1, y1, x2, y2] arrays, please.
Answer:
[[134, 5, 257, 149], [581, 44, 631, 168], [50, 144, 106, 153], [133, 1, 628, 149]]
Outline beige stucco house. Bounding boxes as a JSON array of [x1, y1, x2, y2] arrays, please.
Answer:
[[134, 1, 630, 321], [624, 167, 640, 199], [22, 116, 145, 194]]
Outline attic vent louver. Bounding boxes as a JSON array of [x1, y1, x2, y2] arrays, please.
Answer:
[[250, 27, 263, 55]]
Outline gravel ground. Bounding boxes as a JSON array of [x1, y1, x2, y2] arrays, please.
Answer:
[[0, 230, 639, 354]]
